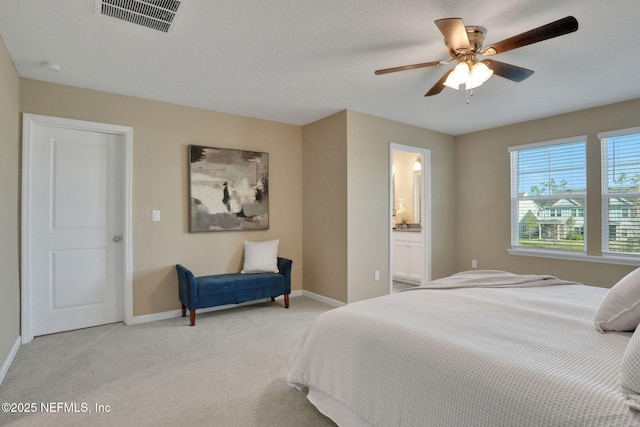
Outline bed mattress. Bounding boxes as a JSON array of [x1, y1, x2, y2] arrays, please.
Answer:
[[288, 272, 640, 426]]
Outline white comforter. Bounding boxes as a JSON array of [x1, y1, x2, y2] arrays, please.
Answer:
[[288, 272, 640, 426]]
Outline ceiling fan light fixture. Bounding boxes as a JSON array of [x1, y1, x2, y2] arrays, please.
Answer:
[[465, 61, 493, 89], [443, 62, 470, 90], [443, 61, 493, 91]]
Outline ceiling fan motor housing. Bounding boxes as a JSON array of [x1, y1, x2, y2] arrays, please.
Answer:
[[466, 26, 486, 52], [447, 25, 487, 56]]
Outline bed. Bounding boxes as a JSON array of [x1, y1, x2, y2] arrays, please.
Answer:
[[288, 270, 640, 426]]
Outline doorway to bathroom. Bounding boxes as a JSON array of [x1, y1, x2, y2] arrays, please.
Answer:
[[389, 143, 431, 294]]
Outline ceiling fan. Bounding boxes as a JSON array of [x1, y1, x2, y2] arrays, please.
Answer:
[[375, 16, 578, 97]]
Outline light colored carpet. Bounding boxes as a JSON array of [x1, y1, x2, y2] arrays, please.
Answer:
[[0, 296, 336, 427]]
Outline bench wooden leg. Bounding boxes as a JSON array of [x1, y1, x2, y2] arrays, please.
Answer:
[[284, 294, 289, 309], [190, 309, 196, 326], [181, 303, 186, 317]]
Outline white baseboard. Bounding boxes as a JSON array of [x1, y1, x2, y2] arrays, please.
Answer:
[[0, 336, 21, 386], [302, 290, 346, 307], [125, 295, 290, 325], [124, 292, 341, 326], [126, 308, 184, 325]]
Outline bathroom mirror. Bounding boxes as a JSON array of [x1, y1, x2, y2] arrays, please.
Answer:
[[392, 149, 421, 225]]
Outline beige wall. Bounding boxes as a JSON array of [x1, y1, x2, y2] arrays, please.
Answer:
[[455, 98, 640, 287], [302, 111, 456, 304], [302, 111, 348, 302], [0, 36, 20, 376], [346, 111, 456, 302], [20, 79, 303, 316]]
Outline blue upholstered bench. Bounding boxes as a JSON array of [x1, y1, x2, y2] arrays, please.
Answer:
[[176, 257, 292, 326]]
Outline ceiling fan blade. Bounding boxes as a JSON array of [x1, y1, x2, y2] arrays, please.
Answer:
[[482, 59, 534, 82], [425, 70, 453, 97], [435, 18, 471, 52], [375, 60, 442, 75], [482, 16, 578, 56]]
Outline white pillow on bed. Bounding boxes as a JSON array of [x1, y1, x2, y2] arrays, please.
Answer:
[[594, 268, 640, 333], [621, 326, 640, 394], [241, 239, 279, 273]]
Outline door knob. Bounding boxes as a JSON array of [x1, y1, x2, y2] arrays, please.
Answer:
[[113, 236, 122, 242]]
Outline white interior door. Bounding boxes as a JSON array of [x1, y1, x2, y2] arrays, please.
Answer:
[[22, 115, 131, 339]]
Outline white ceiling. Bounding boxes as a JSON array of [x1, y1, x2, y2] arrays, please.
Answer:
[[1, 0, 639, 136]]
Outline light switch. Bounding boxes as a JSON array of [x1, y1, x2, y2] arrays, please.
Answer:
[[152, 210, 161, 222]]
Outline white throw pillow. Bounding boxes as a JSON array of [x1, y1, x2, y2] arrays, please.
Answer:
[[621, 326, 640, 394], [241, 239, 279, 273], [594, 268, 640, 333]]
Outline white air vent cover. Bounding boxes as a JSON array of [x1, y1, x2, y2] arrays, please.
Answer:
[[96, 0, 183, 33]]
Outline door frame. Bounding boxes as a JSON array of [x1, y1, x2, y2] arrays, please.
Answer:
[[389, 143, 432, 292], [21, 114, 133, 343]]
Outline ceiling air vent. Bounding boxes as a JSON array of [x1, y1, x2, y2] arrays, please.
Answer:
[[97, 0, 183, 33]]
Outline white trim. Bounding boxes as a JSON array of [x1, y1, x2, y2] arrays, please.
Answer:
[[390, 147, 394, 294], [121, 127, 134, 326], [0, 336, 21, 386], [598, 126, 640, 140], [389, 143, 432, 294], [507, 135, 587, 152], [20, 115, 33, 343], [21, 114, 133, 343], [127, 297, 282, 325], [302, 290, 345, 307], [507, 247, 640, 266], [510, 150, 519, 247], [126, 292, 324, 325], [601, 140, 610, 254], [424, 149, 432, 284], [127, 309, 185, 325]]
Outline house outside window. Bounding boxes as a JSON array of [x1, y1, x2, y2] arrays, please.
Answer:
[[600, 127, 640, 256], [510, 136, 587, 252], [548, 208, 562, 218]]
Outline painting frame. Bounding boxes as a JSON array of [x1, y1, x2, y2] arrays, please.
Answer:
[[188, 144, 269, 232]]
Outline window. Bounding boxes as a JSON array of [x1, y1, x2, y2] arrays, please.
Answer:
[[600, 128, 640, 255], [509, 136, 587, 252]]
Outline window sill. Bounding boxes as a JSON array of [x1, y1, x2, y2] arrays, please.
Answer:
[[507, 248, 640, 266]]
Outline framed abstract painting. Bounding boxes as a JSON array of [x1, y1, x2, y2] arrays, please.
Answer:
[[188, 145, 269, 231]]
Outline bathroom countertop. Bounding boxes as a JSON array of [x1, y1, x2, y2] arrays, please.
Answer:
[[392, 227, 421, 232]]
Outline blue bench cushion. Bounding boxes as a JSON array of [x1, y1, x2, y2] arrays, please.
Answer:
[[197, 272, 285, 297]]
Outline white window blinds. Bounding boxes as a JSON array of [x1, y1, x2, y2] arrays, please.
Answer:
[[509, 137, 587, 251], [600, 129, 640, 255]]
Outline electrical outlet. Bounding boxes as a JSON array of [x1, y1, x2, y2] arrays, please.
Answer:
[[152, 210, 161, 222], [471, 260, 477, 269]]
